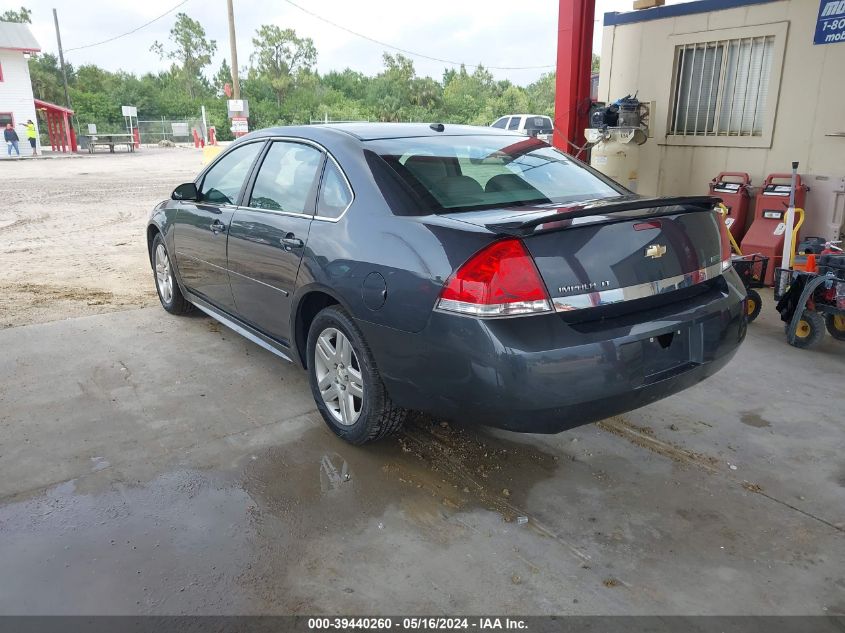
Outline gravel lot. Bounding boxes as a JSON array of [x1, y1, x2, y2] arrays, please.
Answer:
[[0, 148, 202, 328]]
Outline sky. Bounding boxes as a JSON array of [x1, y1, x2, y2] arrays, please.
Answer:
[[11, 0, 690, 86]]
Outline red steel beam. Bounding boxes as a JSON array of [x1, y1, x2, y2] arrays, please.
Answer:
[[553, 0, 595, 155]]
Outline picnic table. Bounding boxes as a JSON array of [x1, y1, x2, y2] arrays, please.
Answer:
[[87, 133, 136, 154]]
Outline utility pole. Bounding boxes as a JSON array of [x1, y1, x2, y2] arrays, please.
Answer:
[[52, 8, 72, 110], [226, 0, 241, 99]]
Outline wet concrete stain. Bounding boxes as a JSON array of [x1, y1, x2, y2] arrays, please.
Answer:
[[242, 415, 561, 529], [0, 471, 257, 614], [235, 417, 566, 612], [0, 416, 563, 614], [739, 410, 772, 428], [834, 467, 845, 488], [597, 417, 721, 472]]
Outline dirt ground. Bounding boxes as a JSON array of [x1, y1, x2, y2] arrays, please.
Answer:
[[0, 148, 205, 328]]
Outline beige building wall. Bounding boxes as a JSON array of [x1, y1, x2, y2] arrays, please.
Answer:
[[598, 0, 845, 240]]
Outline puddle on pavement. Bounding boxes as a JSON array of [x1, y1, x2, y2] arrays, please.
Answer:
[[242, 415, 562, 529], [235, 417, 567, 612], [0, 416, 564, 614]]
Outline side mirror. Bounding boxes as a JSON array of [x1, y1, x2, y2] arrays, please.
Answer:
[[172, 182, 199, 201]]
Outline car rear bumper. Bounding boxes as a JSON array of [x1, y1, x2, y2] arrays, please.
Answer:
[[357, 269, 747, 433]]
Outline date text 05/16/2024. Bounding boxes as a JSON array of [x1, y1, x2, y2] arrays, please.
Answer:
[[307, 617, 528, 630]]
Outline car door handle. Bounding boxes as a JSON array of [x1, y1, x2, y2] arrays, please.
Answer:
[[210, 220, 226, 233], [280, 233, 304, 249]]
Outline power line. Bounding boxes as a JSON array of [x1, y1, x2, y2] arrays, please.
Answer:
[[280, 0, 556, 71], [65, 0, 191, 52]]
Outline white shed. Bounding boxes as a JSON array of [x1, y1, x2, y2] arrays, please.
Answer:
[[0, 20, 41, 156]]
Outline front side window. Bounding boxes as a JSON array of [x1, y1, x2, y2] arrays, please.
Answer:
[[507, 117, 521, 131], [670, 35, 774, 137], [491, 117, 509, 129], [317, 159, 353, 219], [370, 135, 622, 213], [200, 142, 263, 205], [249, 141, 323, 213]]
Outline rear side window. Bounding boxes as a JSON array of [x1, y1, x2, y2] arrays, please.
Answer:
[[249, 141, 323, 213], [491, 117, 509, 129], [507, 117, 521, 131], [200, 142, 263, 205], [317, 159, 353, 219]]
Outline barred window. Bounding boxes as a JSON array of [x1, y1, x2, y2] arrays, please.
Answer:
[[670, 36, 774, 137]]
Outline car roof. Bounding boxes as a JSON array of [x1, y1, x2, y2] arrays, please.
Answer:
[[497, 114, 551, 119], [256, 122, 522, 142]]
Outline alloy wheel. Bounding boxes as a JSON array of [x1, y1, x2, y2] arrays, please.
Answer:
[[313, 327, 364, 426], [155, 243, 174, 305]]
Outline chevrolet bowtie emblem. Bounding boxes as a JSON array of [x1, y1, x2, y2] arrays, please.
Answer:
[[645, 244, 667, 259]]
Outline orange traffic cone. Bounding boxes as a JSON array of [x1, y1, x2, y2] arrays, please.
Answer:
[[806, 253, 817, 273]]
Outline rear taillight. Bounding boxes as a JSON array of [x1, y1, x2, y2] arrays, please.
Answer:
[[716, 209, 733, 271], [436, 238, 552, 317]]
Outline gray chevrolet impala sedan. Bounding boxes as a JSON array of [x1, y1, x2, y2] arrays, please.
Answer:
[[147, 123, 746, 444]]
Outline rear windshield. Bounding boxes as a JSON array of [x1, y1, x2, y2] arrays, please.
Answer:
[[367, 135, 622, 212], [525, 116, 553, 134]]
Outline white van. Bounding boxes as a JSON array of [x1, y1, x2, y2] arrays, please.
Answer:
[[490, 114, 554, 144]]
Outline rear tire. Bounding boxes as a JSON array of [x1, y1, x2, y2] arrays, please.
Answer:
[[825, 313, 845, 341], [786, 310, 825, 349], [151, 233, 193, 315], [745, 289, 762, 323], [307, 305, 406, 444]]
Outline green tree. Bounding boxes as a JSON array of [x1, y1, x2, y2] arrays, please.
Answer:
[[250, 25, 317, 106], [214, 59, 233, 96], [441, 64, 497, 124], [323, 68, 368, 102], [28, 53, 67, 103], [592, 53, 600, 73], [367, 53, 418, 120], [151, 13, 216, 99], [1, 5, 31, 22], [525, 71, 555, 116], [411, 76, 441, 110], [496, 85, 530, 117]]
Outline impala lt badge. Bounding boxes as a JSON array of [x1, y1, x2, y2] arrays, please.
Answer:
[[558, 280, 611, 294], [646, 244, 667, 259]]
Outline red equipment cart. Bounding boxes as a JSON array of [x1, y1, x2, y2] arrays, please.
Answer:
[[740, 173, 808, 286], [709, 172, 752, 242]]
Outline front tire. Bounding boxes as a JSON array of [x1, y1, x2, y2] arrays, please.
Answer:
[[307, 306, 406, 444], [151, 233, 193, 315]]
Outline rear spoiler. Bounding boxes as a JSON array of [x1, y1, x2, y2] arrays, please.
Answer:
[[487, 196, 721, 236]]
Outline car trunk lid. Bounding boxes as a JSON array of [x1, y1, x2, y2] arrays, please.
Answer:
[[442, 195, 726, 313]]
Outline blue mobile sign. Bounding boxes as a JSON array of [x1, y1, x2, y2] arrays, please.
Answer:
[[815, 0, 845, 45]]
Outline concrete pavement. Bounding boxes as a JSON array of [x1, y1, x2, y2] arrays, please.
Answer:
[[0, 300, 843, 614]]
